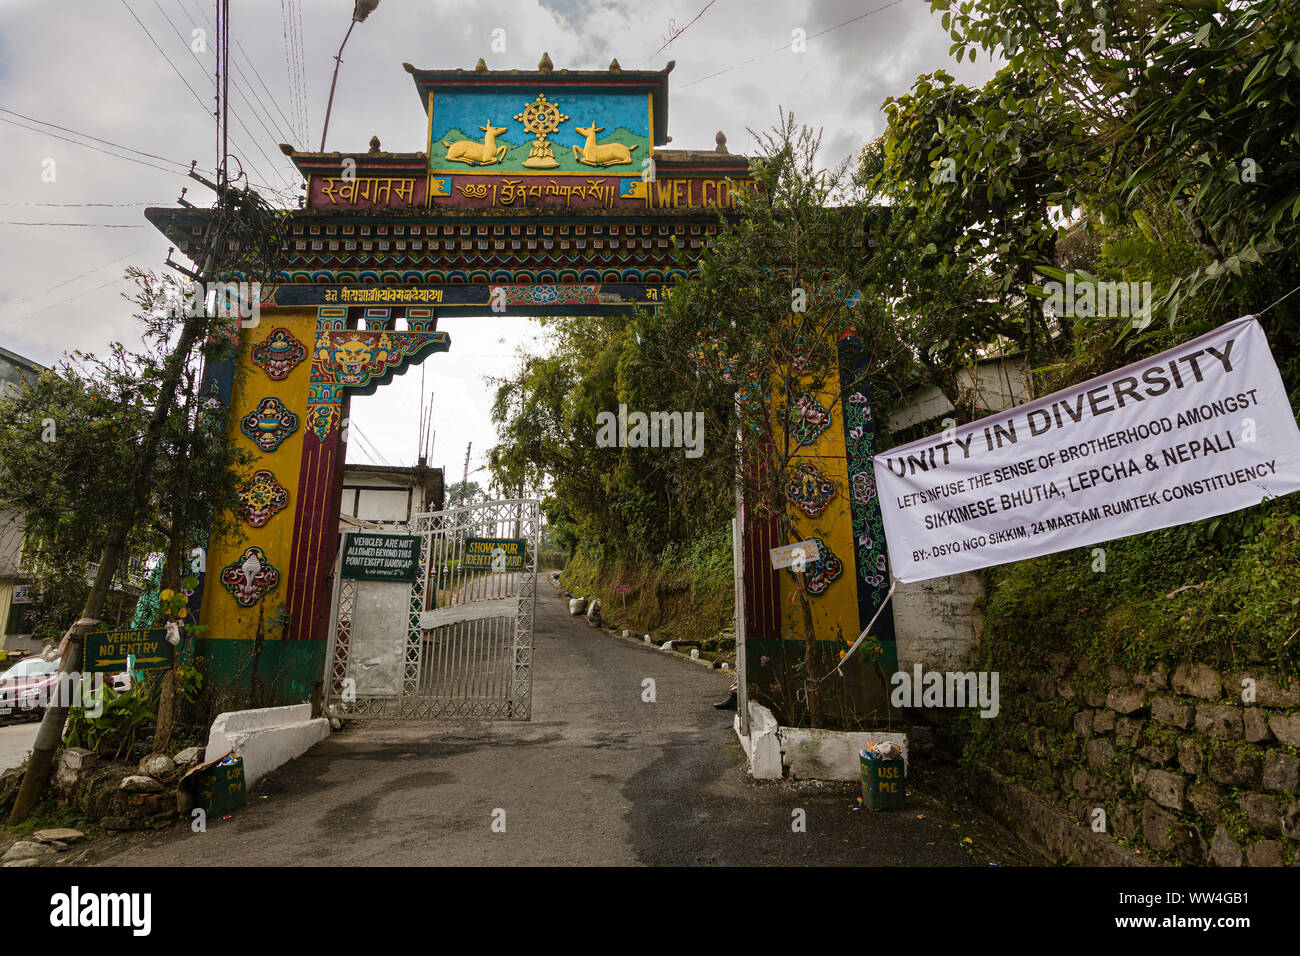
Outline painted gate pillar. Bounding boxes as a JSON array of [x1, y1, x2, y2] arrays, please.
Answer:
[[741, 332, 897, 727], [191, 305, 448, 708]]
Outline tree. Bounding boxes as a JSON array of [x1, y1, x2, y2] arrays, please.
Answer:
[[639, 113, 908, 727]]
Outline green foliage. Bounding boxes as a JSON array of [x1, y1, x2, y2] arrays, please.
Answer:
[[978, 499, 1300, 679], [63, 683, 158, 761]]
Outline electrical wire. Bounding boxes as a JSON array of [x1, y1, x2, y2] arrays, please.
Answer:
[[645, 0, 720, 62], [680, 0, 907, 89]]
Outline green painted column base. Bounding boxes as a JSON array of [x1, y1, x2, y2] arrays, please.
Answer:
[[193, 638, 326, 711], [745, 637, 899, 731]]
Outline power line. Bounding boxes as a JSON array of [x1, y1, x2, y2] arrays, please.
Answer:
[[6, 244, 154, 311], [646, 0, 720, 62], [0, 201, 165, 207], [151, 0, 297, 190], [680, 0, 908, 89], [0, 110, 294, 201]]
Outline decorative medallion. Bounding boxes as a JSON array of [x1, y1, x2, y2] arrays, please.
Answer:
[[789, 536, 843, 596], [788, 393, 831, 446], [514, 93, 569, 169], [237, 469, 289, 528], [251, 327, 308, 381], [785, 464, 836, 518], [240, 397, 299, 452], [219, 546, 279, 607]]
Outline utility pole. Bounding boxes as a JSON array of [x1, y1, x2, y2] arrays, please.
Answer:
[[459, 442, 471, 505]]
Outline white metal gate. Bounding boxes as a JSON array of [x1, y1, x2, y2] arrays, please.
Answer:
[[326, 498, 540, 719]]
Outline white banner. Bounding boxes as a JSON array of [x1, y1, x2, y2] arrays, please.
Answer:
[[875, 316, 1300, 583]]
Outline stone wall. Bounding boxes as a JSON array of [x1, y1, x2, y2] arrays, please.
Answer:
[[979, 655, 1300, 866]]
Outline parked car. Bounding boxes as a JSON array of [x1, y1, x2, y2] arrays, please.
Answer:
[[0, 656, 59, 718], [0, 656, 129, 718]]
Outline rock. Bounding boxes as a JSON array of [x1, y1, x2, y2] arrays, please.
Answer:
[[119, 775, 164, 793], [660, 641, 673, 651], [1105, 665, 1130, 685], [3, 858, 41, 868], [1195, 703, 1243, 739], [1240, 793, 1280, 835], [1092, 709, 1116, 734], [139, 754, 176, 778], [1268, 713, 1300, 748], [1263, 752, 1300, 793], [1141, 799, 1203, 862], [100, 816, 140, 832], [1151, 695, 1193, 729], [1084, 686, 1107, 708], [1207, 742, 1262, 787], [60, 747, 97, 771], [1137, 739, 1176, 765], [1189, 780, 1223, 821], [1085, 738, 1115, 769], [1177, 738, 1204, 775], [1115, 716, 1144, 745], [1281, 803, 1300, 841], [1136, 663, 1170, 691], [1058, 677, 1076, 700], [1073, 711, 1092, 737], [329, 717, 342, 731], [1114, 802, 1138, 840], [621, 630, 630, 638], [585, 598, 602, 628], [173, 746, 203, 766], [1171, 662, 1222, 699], [31, 828, 84, 845], [568, 598, 587, 616], [1229, 673, 1300, 707], [1210, 828, 1243, 867], [1246, 840, 1283, 867], [2, 840, 54, 863], [1146, 769, 1187, 811], [1107, 688, 1145, 714], [1243, 708, 1273, 743]]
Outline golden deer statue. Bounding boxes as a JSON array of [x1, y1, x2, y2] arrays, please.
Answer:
[[442, 123, 509, 166], [572, 124, 638, 167]]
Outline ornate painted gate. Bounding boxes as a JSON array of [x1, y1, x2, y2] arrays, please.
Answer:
[[326, 498, 539, 719]]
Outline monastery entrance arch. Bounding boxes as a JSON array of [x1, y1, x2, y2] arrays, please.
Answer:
[[147, 55, 895, 720]]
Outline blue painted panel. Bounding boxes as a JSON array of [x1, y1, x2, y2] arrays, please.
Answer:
[[430, 89, 649, 174]]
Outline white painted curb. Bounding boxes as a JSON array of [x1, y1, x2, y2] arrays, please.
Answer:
[[207, 703, 330, 789], [734, 701, 908, 781]]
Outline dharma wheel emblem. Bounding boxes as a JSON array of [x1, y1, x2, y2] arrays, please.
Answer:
[[514, 93, 569, 169]]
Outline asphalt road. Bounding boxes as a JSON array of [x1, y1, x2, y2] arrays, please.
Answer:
[[0, 721, 38, 774], [90, 585, 1036, 866]]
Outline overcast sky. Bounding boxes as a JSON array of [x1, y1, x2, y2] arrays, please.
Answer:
[[0, 0, 993, 483]]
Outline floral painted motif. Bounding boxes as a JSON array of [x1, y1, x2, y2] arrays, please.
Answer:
[[219, 546, 279, 607], [789, 536, 843, 596], [240, 397, 299, 452], [237, 469, 289, 528], [251, 327, 308, 381], [842, 383, 891, 609], [785, 464, 836, 518], [788, 393, 831, 446]]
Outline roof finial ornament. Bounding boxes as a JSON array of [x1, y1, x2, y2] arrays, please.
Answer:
[[369, 135, 382, 153], [538, 52, 554, 72], [609, 58, 622, 72], [715, 130, 728, 153], [475, 57, 488, 72]]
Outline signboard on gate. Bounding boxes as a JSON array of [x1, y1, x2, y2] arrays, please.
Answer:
[[341, 533, 421, 582], [462, 537, 526, 570]]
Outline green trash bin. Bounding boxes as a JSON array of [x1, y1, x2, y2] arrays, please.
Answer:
[[196, 756, 248, 814], [861, 755, 906, 811]]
